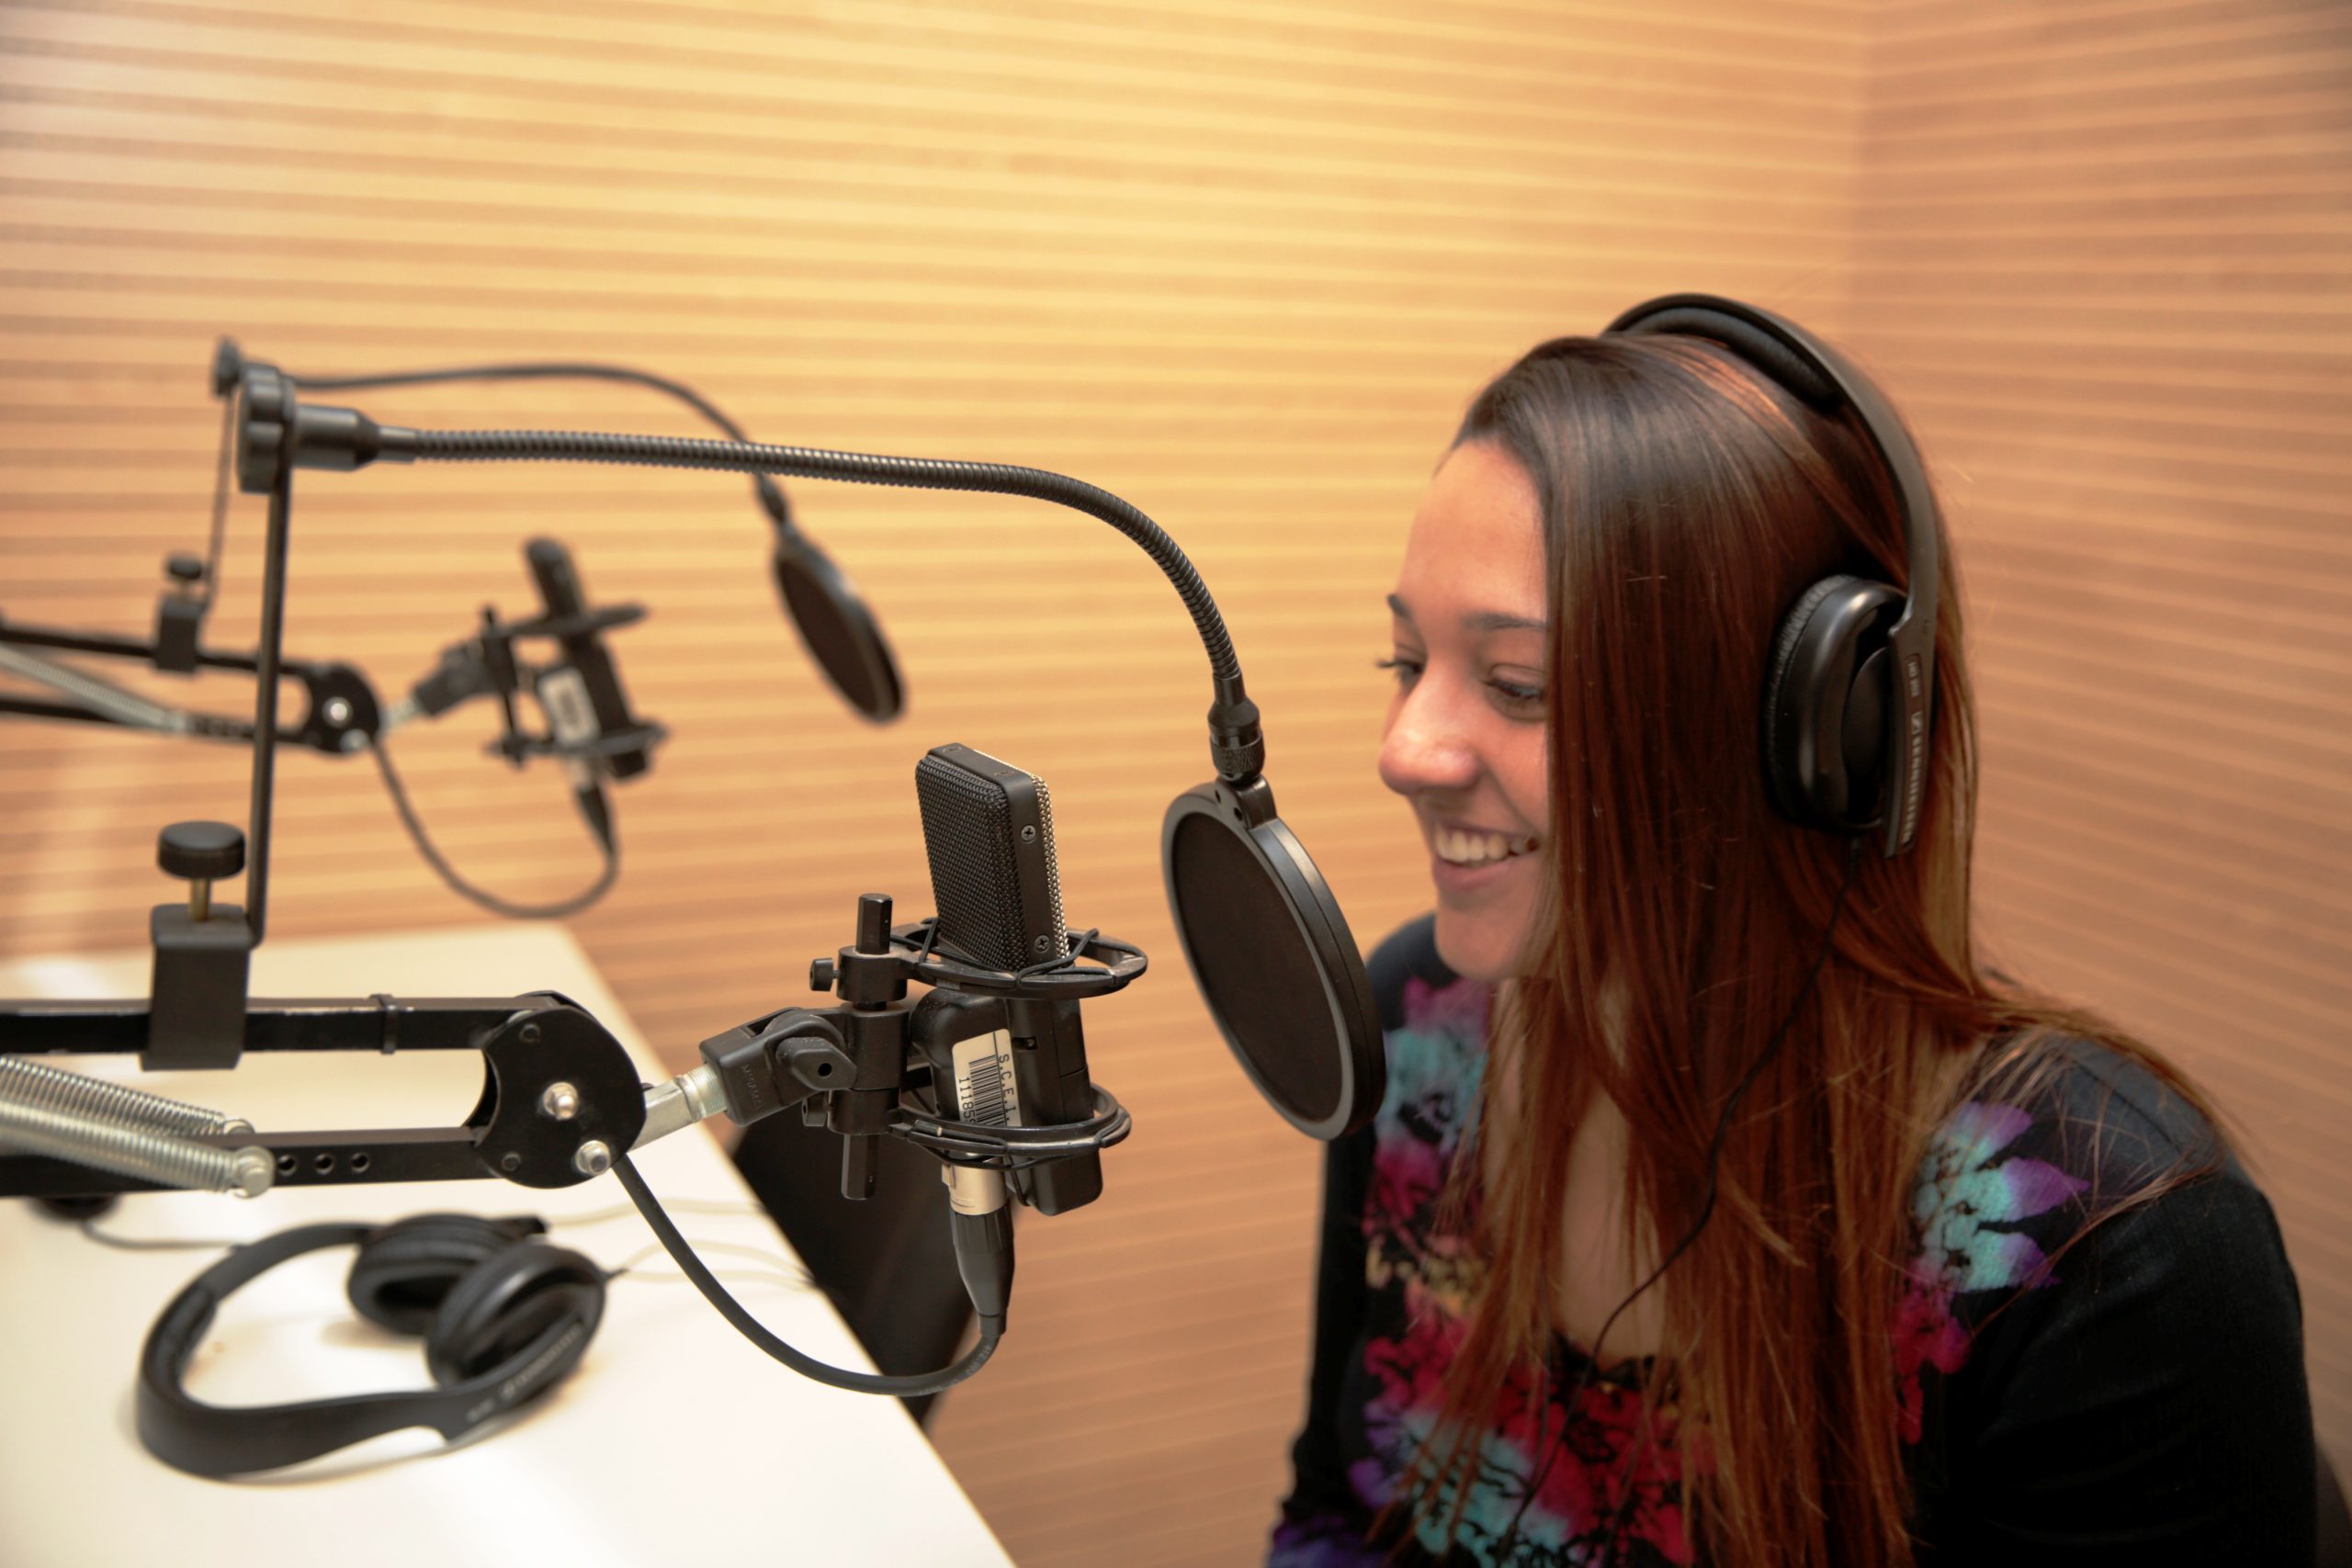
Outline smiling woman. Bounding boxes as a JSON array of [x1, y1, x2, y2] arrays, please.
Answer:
[[1268, 299, 2321, 1567], [1376, 442, 1552, 985]]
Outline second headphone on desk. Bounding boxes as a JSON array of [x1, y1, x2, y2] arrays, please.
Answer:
[[136, 1213, 605, 1479]]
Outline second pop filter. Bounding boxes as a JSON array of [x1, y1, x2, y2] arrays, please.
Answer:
[[772, 537, 903, 724], [1162, 777, 1384, 1141]]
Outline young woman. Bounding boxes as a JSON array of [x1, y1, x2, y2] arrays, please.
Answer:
[[1268, 298, 2318, 1565]]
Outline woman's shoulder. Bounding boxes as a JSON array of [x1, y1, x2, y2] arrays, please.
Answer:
[[1903, 1032, 2297, 1427], [1910, 1033, 2262, 1299], [1906, 1038, 2313, 1552], [1936, 1033, 2240, 1212]]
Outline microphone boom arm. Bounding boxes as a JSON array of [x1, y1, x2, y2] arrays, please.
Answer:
[[234, 384, 1267, 784], [0, 895, 1136, 1200], [0, 616, 385, 755]]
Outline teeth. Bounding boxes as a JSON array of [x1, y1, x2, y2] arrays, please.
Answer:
[[1434, 828, 1537, 866]]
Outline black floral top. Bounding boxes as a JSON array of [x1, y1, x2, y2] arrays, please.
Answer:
[[1269, 917, 2314, 1565]]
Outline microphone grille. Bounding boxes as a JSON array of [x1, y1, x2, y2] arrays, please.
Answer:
[[916, 745, 1067, 973], [1035, 779, 1069, 960]]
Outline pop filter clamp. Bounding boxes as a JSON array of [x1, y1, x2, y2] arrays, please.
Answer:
[[219, 359, 1387, 1140]]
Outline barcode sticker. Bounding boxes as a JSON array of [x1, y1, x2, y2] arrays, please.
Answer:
[[951, 1029, 1021, 1128], [538, 667, 597, 746]]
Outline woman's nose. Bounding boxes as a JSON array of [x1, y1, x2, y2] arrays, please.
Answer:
[[1378, 682, 1480, 799]]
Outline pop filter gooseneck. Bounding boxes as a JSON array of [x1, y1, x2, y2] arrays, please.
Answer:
[[212, 341, 903, 724], [243, 395, 1385, 1140]]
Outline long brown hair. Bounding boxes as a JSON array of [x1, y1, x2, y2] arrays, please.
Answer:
[[1392, 333, 2222, 1565]]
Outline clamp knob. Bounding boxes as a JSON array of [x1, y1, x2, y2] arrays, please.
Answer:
[[159, 822, 243, 923], [210, 337, 245, 398], [159, 821, 245, 881]]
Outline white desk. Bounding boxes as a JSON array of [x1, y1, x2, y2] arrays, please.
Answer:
[[0, 926, 1013, 1567]]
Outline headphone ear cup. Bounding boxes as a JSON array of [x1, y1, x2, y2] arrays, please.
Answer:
[[1762, 575, 1904, 834], [345, 1213, 546, 1336], [423, 1243, 605, 1389]]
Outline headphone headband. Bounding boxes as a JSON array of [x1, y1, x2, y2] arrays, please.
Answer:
[[137, 1219, 602, 1479], [1607, 293, 1940, 856]]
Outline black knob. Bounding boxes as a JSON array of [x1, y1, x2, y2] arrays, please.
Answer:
[[809, 958, 837, 992], [210, 337, 244, 398], [165, 551, 207, 586], [159, 821, 245, 881], [854, 894, 892, 954]]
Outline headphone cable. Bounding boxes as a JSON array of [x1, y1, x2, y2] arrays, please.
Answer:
[[1487, 836, 1865, 1562], [368, 733, 619, 920]]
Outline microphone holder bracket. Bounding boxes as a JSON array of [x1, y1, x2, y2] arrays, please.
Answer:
[[679, 896, 1141, 1193], [883, 922, 1146, 1002]]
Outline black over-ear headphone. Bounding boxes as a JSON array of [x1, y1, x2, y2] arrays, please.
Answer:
[[1606, 294, 1941, 857], [137, 1213, 605, 1479]]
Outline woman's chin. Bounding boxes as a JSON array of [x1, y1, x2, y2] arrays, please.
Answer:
[[1430, 909, 1529, 984]]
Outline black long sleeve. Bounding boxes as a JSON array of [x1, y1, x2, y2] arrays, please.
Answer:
[[1913, 1049, 2314, 1563]]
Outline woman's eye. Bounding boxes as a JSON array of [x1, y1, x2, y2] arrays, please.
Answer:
[[1375, 655, 1424, 689], [1487, 674, 1544, 713]]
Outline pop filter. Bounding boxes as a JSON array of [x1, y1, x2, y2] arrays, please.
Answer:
[[771, 536, 903, 724], [1162, 777, 1383, 1141]]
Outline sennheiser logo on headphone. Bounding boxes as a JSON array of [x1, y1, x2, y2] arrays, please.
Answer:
[[467, 1320, 588, 1424], [1902, 655, 1928, 839]]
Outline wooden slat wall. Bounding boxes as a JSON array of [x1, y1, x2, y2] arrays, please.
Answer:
[[0, 4, 1870, 1561], [8, 0, 2346, 1552], [1850, 0, 2352, 1469], [8, 0, 2343, 1554]]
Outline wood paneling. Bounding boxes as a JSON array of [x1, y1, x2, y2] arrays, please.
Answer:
[[1853, 0, 2352, 1464], [12, 0, 2341, 1557]]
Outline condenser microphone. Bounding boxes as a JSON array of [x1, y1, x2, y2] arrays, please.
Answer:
[[524, 538, 651, 779], [915, 743, 1102, 1214], [522, 538, 661, 850]]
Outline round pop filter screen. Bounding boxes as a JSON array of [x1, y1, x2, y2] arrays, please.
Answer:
[[1162, 784, 1384, 1140], [772, 540, 904, 724]]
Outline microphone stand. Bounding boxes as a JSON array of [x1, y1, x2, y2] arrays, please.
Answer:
[[0, 884, 1138, 1395], [0, 354, 1142, 1395], [2, 536, 663, 918], [2, 330, 1381, 1392]]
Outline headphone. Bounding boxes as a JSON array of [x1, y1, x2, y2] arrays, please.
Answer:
[[1606, 294, 1941, 857], [136, 1213, 605, 1479]]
